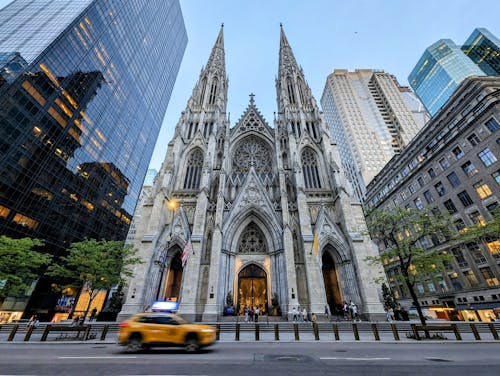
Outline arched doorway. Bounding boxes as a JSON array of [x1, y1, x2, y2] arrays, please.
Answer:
[[162, 250, 183, 302], [322, 250, 342, 315], [238, 264, 267, 315]]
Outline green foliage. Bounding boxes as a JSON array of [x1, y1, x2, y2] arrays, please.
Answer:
[[463, 207, 500, 241], [225, 291, 234, 307], [47, 239, 141, 315], [365, 207, 455, 324], [103, 283, 125, 313], [0, 236, 51, 298], [381, 283, 398, 309]]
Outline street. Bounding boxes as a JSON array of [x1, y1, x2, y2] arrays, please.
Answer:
[[0, 342, 499, 375]]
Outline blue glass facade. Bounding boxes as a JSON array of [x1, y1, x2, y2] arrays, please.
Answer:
[[0, 0, 187, 318], [409, 39, 485, 116], [462, 28, 500, 76]]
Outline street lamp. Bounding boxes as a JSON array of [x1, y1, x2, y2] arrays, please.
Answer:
[[154, 198, 177, 301]]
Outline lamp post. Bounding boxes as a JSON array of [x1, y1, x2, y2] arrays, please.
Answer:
[[154, 199, 177, 301]]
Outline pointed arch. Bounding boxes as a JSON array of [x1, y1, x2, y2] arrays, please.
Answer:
[[237, 222, 267, 254], [209, 77, 218, 105], [200, 76, 207, 105], [301, 147, 321, 189], [183, 148, 204, 189], [286, 76, 296, 104], [297, 77, 306, 106]]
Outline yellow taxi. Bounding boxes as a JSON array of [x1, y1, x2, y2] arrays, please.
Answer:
[[118, 312, 217, 352]]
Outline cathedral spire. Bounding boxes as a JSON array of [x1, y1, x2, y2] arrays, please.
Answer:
[[278, 24, 300, 78], [206, 23, 226, 78]]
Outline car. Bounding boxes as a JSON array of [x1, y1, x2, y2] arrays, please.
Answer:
[[118, 312, 217, 352]]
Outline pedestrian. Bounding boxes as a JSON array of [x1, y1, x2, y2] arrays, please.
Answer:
[[298, 306, 303, 322], [292, 307, 297, 322], [72, 316, 79, 326], [352, 303, 359, 321], [311, 313, 317, 323], [255, 306, 260, 323], [249, 307, 254, 322], [302, 307, 308, 322], [388, 307, 394, 322], [90, 308, 98, 322], [244, 306, 249, 322], [343, 301, 349, 320]]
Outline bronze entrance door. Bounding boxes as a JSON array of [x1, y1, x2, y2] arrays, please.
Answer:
[[238, 264, 267, 315]]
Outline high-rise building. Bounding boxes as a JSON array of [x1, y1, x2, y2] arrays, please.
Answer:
[[119, 26, 385, 322], [0, 0, 187, 321], [321, 69, 429, 201], [365, 76, 500, 321], [409, 39, 485, 116], [462, 28, 500, 76]]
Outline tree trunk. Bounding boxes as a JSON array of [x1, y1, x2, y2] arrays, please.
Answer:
[[404, 279, 426, 325], [83, 290, 96, 322]]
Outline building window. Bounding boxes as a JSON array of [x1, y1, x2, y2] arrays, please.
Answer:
[[463, 270, 479, 287], [301, 148, 321, 189], [423, 190, 434, 204], [480, 266, 499, 286], [414, 197, 424, 210], [454, 218, 466, 232], [473, 181, 492, 199], [467, 133, 480, 146], [461, 161, 478, 177], [478, 147, 497, 167], [467, 242, 487, 264], [428, 167, 436, 179], [408, 184, 416, 194], [400, 190, 408, 200], [434, 182, 446, 197], [183, 149, 204, 190], [446, 171, 461, 188], [452, 247, 468, 268], [485, 117, 500, 133], [486, 202, 499, 214], [452, 146, 465, 159], [439, 158, 450, 170], [468, 211, 486, 226], [493, 171, 500, 185], [417, 176, 425, 188], [485, 239, 500, 259], [443, 199, 458, 214], [457, 190, 474, 207]]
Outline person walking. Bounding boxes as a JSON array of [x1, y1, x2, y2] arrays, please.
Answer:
[[254, 306, 259, 323], [244, 306, 249, 322], [249, 307, 254, 322], [292, 307, 297, 322], [302, 307, 308, 322]]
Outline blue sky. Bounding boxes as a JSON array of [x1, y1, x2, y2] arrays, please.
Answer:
[[1, 0, 499, 171]]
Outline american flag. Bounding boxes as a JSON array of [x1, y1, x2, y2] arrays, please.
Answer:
[[181, 235, 191, 267]]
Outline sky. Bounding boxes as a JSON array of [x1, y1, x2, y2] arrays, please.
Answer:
[[1, 0, 500, 172]]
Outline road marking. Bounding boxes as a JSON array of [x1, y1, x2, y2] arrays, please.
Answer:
[[320, 357, 391, 361], [57, 356, 137, 359]]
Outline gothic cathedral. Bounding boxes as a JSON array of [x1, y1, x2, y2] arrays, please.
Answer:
[[119, 26, 385, 321]]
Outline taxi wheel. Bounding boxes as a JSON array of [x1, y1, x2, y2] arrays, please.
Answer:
[[185, 337, 200, 353], [127, 335, 144, 353]]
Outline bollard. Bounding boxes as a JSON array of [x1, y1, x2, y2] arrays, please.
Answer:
[[470, 323, 481, 341], [7, 324, 19, 342], [100, 325, 109, 341], [313, 323, 319, 340], [352, 323, 360, 341], [451, 324, 462, 341], [274, 324, 279, 341], [83, 325, 91, 341], [293, 323, 299, 341], [411, 324, 420, 340], [216, 324, 220, 341], [255, 324, 260, 341], [390, 323, 400, 341], [235, 323, 240, 341], [41, 325, 51, 341], [332, 323, 339, 341], [371, 323, 380, 341], [24, 325, 35, 342], [488, 323, 499, 340]]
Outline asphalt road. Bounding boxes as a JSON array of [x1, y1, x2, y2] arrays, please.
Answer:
[[0, 342, 499, 375]]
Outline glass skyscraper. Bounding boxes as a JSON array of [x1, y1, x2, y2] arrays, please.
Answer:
[[409, 39, 485, 116], [462, 28, 500, 76], [0, 0, 187, 319]]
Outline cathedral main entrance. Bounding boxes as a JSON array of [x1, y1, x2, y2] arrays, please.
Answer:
[[238, 264, 268, 315], [162, 250, 183, 302], [322, 250, 343, 314]]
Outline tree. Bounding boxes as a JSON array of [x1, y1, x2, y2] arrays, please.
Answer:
[[0, 236, 51, 299], [47, 239, 141, 319], [381, 283, 398, 310], [365, 207, 454, 325]]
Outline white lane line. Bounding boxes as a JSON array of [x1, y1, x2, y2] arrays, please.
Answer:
[[320, 357, 391, 361], [57, 356, 137, 359]]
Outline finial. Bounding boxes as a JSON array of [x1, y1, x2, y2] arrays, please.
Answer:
[[221, 23, 224, 28], [249, 93, 255, 104], [280, 23, 283, 28]]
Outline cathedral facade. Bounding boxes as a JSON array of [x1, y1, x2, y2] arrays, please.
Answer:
[[118, 26, 386, 322]]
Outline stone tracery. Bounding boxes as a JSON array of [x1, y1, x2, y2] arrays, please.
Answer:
[[237, 222, 267, 254], [233, 136, 272, 175]]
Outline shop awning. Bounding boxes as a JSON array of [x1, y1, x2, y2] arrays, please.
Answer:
[[455, 302, 500, 310]]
